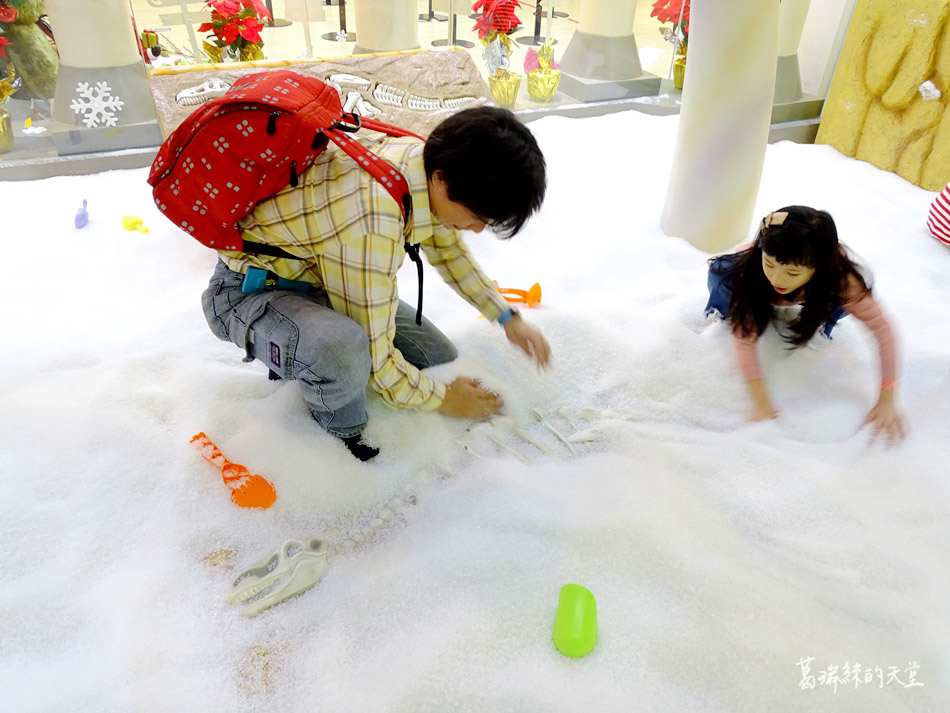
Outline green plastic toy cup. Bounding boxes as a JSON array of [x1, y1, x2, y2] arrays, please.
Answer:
[[553, 583, 597, 657]]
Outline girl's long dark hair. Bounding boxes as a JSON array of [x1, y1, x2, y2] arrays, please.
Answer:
[[713, 205, 871, 346]]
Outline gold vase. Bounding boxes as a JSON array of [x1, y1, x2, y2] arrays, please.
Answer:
[[0, 108, 12, 154], [673, 54, 686, 91], [488, 70, 522, 107], [526, 69, 561, 102], [241, 45, 265, 62]]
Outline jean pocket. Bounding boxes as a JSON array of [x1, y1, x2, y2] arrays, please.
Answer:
[[201, 278, 232, 340], [249, 306, 300, 379]]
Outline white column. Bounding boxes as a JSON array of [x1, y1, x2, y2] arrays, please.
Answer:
[[578, 0, 636, 37], [559, 0, 641, 83], [660, 1, 780, 253], [45, 0, 158, 151], [775, 0, 811, 102], [778, 0, 812, 56], [45, 0, 140, 68], [353, 0, 419, 53]]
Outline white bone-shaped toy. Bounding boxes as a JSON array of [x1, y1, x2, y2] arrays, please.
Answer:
[[175, 79, 232, 106], [228, 538, 329, 617]]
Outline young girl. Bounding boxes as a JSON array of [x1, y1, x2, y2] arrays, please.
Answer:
[[705, 205, 906, 442]]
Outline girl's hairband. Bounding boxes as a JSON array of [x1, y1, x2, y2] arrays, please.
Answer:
[[760, 211, 789, 233]]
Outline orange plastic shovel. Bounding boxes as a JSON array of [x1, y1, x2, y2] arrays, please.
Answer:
[[495, 281, 542, 308], [190, 432, 276, 509]]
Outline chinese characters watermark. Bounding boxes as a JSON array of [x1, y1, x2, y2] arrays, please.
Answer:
[[797, 658, 925, 693]]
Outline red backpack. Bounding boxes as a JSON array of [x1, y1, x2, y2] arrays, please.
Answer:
[[147, 69, 424, 254]]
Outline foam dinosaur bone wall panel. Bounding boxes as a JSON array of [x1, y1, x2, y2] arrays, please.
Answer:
[[148, 48, 492, 140]]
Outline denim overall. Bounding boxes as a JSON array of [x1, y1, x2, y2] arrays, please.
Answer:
[[704, 254, 847, 339]]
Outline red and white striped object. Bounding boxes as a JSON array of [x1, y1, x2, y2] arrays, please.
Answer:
[[928, 183, 950, 247]]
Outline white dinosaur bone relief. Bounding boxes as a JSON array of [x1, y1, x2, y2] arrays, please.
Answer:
[[407, 94, 441, 111], [327, 73, 371, 90], [175, 78, 231, 106], [342, 90, 361, 113], [342, 91, 382, 117], [444, 96, 478, 109], [373, 83, 407, 107]]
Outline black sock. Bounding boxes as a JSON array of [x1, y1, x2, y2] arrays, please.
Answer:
[[341, 435, 379, 461]]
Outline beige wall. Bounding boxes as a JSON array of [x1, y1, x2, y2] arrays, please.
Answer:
[[816, 0, 950, 191]]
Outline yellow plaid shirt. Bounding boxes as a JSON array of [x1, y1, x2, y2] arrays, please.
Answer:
[[220, 135, 511, 410]]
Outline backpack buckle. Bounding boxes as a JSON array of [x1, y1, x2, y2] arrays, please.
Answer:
[[241, 267, 312, 295], [331, 112, 362, 133]]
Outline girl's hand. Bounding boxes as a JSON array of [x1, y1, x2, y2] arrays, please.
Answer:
[[750, 402, 779, 422], [503, 313, 552, 369], [747, 379, 778, 421], [863, 392, 907, 444]]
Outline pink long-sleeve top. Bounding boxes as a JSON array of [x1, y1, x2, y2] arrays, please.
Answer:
[[732, 272, 898, 383]]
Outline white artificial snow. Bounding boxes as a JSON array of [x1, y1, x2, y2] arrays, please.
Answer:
[[1, 110, 948, 712]]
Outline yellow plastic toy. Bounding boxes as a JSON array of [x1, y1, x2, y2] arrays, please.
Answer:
[[121, 215, 150, 233]]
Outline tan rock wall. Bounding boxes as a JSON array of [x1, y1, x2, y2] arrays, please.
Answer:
[[147, 49, 491, 139], [816, 0, 950, 191]]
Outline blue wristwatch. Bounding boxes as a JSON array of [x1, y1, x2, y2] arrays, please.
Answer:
[[498, 308, 519, 325]]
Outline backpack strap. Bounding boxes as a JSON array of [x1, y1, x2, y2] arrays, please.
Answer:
[[324, 117, 420, 243], [325, 115, 427, 324], [241, 240, 302, 260]]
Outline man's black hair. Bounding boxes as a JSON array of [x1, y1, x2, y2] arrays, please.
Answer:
[[423, 106, 546, 238]]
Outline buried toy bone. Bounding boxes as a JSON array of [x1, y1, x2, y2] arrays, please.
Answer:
[[531, 408, 577, 455], [229, 538, 329, 617]]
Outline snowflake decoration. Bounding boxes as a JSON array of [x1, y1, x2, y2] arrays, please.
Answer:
[[69, 81, 125, 128]]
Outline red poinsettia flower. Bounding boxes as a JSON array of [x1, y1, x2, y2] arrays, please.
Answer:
[[239, 17, 264, 44], [209, 0, 242, 15], [472, 0, 523, 40], [219, 19, 241, 44], [0, 35, 11, 60], [200, 0, 271, 58], [651, 0, 689, 34], [242, 0, 271, 20]]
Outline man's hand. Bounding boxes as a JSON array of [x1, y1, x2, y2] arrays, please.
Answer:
[[437, 377, 503, 419], [503, 314, 551, 369]]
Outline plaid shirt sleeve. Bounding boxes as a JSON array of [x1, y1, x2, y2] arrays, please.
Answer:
[[420, 225, 512, 323], [315, 231, 447, 411]]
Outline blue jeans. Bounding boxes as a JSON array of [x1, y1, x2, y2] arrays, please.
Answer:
[[202, 260, 457, 437]]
